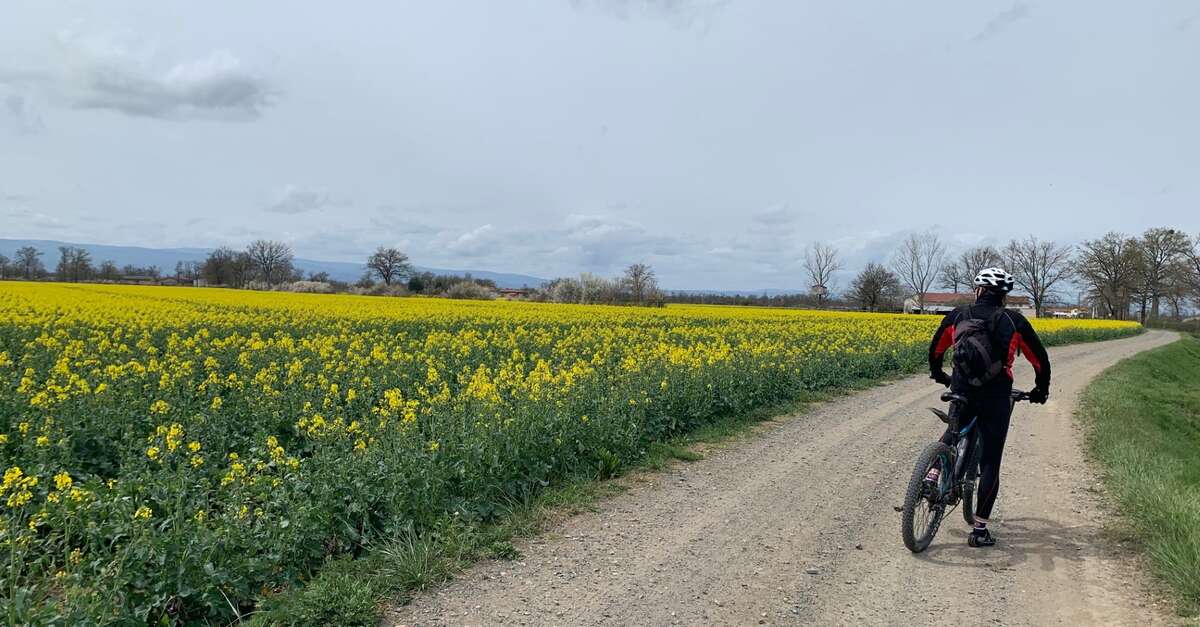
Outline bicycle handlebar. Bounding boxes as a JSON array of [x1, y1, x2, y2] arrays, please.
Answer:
[[941, 390, 1031, 403]]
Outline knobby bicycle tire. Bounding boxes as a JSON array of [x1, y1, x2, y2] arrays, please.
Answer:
[[961, 431, 984, 526], [902, 442, 954, 553]]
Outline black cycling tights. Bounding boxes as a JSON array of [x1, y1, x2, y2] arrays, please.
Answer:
[[939, 395, 1014, 522]]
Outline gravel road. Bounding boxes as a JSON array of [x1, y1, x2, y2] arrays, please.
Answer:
[[387, 330, 1179, 627]]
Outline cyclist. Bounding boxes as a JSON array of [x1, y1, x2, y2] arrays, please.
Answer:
[[926, 267, 1050, 547]]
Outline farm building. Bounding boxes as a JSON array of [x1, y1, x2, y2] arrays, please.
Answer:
[[1044, 306, 1089, 319], [904, 292, 1036, 317], [497, 287, 534, 300]]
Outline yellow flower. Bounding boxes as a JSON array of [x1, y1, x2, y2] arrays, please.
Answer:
[[69, 548, 83, 565], [211, 396, 223, 410], [146, 446, 161, 461], [133, 505, 153, 520], [427, 440, 439, 453], [35, 435, 50, 447], [188, 441, 201, 453], [2, 467, 37, 509], [354, 439, 367, 453], [0, 434, 8, 445], [221, 462, 247, 486], [18, 422, 30, 435], [149, 400, 170, 415], [28, 511, 48, 530], [190, 455, 204, 468], [194, 510, 207, 522], [53, 471, 72, 491]]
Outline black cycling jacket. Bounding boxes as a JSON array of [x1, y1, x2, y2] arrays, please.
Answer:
[[928, 291, 1051, 396]]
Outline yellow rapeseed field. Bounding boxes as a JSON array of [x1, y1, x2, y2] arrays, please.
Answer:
[[0, 282, 1139, 623]]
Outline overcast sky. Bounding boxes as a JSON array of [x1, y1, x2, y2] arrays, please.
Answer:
[[2, 1, 1198, 289]]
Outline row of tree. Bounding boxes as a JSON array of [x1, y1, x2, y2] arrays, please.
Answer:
[[835, 227, 1199, 320], [5, 227, 1199, 318], [0, 246, 168, 282], [536, 264, 664, 306]]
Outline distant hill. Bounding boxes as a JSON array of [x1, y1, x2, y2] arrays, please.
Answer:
[[668, 288, 810, 297], [0, 239, 548, 289]]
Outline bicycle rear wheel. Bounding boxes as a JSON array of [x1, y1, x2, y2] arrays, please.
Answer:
[[902, 442, 953, 553], [961, 432, 983, 526]]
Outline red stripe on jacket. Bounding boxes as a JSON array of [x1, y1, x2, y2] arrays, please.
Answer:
[[1006, 331, 1044, 380], [933, 326, 955, 360]]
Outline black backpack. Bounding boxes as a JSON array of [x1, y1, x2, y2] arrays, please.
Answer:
[[952, 306, 1007, 387]]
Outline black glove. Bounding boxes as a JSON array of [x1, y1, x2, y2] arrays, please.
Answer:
[[1029, 387, 1049, 404], [931, 370, 951, 387]]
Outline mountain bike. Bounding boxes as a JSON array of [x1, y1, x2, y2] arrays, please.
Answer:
[[900, 389, 1030, 553]]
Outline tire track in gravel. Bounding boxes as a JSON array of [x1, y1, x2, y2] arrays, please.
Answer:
[[387, 330, 1179, 627]]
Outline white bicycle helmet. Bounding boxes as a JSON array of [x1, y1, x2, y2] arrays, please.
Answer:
[[974, 267, 1014, 293]]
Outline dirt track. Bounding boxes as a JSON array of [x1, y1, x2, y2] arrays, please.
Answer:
[[388, 330, 1179, 627]]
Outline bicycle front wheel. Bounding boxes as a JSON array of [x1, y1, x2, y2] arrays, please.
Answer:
[[902, 442, 954, 553]]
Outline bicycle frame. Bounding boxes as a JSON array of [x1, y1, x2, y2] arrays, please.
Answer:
[[927, 390, 1029, 502], [903, 389, 1030, 552]]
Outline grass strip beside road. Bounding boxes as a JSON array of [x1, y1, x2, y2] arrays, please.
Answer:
[[1080, 334, 1200, 618]]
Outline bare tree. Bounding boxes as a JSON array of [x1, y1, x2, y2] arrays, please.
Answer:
[[366, 247, 414, 285], [892, 232, 946, 313], [850, 262, 902, 312], [1076, 232, 1141, 320], [0, 254, 9, 279], [120, 264, 161, 280], [202, 247, 252, 287], [577, 272, 620, 304], [14, 246, 44, 280], [174, 260, 202, 282], [55, 246, 94, 282], [1161, 257, 1193, 320], [1186, 233, 1200, 301], [1002, 236, 1073, 317], [1133, 227, 1190, 321], [246, 240, 294, 285], [621, 263, 659, 305], [802, 243, 842, 308], [98, 260, 120, 281], [544, 277, 582, 304], [939, 246, 1003, 293]]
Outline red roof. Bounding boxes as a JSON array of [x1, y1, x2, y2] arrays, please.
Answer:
[[921, 292, 1029, 306]]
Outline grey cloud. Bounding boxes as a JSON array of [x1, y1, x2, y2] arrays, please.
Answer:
[[0, 190, 33, 203], [1176, 12, 1200, 32], [4, 207, 68, 230], [1, 31, 275, 121], [972, 3, 1031, 43], [408, 214, 695, 275], [750, 205, 798, 227], [573, 0, 728, 25], [442, 224, 498, 257], [561, 214, 688, 261], [264, 185, 341, 214], [2, 92, 45, 134]]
